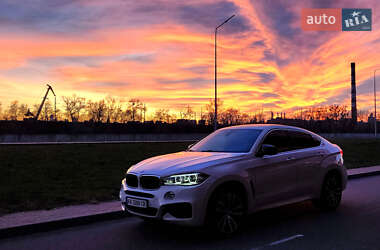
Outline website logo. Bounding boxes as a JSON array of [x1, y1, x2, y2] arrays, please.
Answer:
[[342, 8, 371, 31], [301, 8, 372, 31], [301, 9, 341, 31]]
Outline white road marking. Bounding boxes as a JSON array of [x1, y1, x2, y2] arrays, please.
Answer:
[[251, 234, 304, 250], [268, 234, 304, 246]]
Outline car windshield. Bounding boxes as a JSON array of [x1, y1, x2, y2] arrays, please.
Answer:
[[190, 128, 263, 153]]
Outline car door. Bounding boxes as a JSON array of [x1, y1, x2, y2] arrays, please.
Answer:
[[252, 130, 299, 207], [287, 131, 324, 197]]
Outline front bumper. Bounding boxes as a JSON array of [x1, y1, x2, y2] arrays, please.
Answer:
[[119, 178, 212, 226]]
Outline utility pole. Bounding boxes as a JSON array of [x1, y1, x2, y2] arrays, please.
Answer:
[[54, 94, 57, 121], [351, 62, 357, 125], [214, 14, 235, 131], [374, 69, 379, 137]]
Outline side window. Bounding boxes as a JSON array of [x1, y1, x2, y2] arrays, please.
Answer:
[[288, 131, 321, 150], [262, 130, 290, 153], [311, 136, 321, 147]]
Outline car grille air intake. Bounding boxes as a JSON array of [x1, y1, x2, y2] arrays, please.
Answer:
[[140, 175, 160, 189], [125, 174, 138, 187]]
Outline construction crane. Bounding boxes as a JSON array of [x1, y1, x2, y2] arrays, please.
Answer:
[[34, 84, 56, 121]]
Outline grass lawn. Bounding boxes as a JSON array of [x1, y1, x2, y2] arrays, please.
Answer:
[[329, 138, 380, 169], [0, 142, 190, 215], [0, 138, 379, 214]]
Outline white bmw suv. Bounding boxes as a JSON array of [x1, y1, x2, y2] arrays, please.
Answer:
[[120, 124, 347, 233]]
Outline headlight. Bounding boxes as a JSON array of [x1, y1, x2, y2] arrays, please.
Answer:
[[162, 173, 209, 186]]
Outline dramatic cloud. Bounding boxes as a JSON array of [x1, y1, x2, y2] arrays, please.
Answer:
[[1, 0, 379, 117]]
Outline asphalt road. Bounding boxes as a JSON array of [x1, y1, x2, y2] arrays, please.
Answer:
[[1, 175, 380, 250]]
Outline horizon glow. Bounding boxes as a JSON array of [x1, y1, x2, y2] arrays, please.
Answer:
[[0, 0, 379, 117]]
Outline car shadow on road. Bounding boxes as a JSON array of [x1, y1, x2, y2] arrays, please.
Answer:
[[118, 201, 338, 249]]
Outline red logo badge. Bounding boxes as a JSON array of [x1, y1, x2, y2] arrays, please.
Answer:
[[301, 9, 341, 31]]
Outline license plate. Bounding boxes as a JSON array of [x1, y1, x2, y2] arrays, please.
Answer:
[[127, 197, 147, 208]]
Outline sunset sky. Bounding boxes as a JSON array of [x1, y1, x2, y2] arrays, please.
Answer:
[[0, 0, 379, 117]]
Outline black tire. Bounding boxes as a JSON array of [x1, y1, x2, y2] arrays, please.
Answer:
[[313, 173, 342, 211], [207, 186, 246, 234]]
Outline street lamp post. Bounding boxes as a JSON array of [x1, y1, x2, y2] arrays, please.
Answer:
[[214, 14, 235, 131], [374, 69, 379, 137]]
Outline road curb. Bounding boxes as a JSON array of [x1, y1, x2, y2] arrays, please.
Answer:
[[0, 211, 130, 239], [347, 169, 380, 179], [1, 168, 380, 239]]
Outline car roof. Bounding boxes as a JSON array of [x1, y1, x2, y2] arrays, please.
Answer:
[[220, 124, 298, 130], [219, 124, 321, 137]]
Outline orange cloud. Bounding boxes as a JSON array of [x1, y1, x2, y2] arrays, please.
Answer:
[[1, 0, 379, 118]]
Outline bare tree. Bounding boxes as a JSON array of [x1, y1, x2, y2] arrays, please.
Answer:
[[105, 96, 116, 123], [255, 110, 265, 123], [168, 112, 177, 123], [87, 100, 107, 122], [127, 99, 143, 121], [120, 107, 129, 123], [62, 95, 86, 122], [240, 112, 251, 124], [18, 103, 29, 120], [8, 101, 19, 120], [339, 105, 349, 119], [141, 104, 147, 122], [221, 108, 240, 125], [113, 102, 124, 123], [357, 109, 370, 122], [154, 109, 172, 122], [41, 100, 54, 121], [31, 104, 40, 117], [328, 104, 348, 121], [314, 106, 328, 120], [180, 105, 195, 120], [205, 98, 223, 125]]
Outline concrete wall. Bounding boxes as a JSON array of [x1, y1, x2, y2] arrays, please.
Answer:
[[1, 132, 378, 144], [320, 133, 379, 139], [0, 133, 209, 144]]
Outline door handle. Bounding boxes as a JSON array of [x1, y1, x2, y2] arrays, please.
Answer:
[[286, 156, 295, 161], [318, 152, 325, 157]]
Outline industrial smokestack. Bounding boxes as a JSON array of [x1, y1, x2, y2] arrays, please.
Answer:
[[351, 62, 357, 124]]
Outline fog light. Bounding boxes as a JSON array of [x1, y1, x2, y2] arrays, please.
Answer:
[[164, 191, 175, 200]]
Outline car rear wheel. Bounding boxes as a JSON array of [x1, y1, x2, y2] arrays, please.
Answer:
[[208, 187, 246, 234], [313, 173, 342, 211]]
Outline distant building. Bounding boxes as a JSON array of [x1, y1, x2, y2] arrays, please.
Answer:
[[198, 120, 206, 126], [176, 119, 196, 126], [368, 113, 375, 124]]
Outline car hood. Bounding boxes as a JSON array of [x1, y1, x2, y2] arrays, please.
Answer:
[[128, 151, 246, 176]]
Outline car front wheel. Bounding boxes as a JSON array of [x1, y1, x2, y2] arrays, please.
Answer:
[[208, 187, 246, 234]]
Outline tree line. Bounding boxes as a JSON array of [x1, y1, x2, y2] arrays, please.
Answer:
[[0, 96, 372, 125], [0, 96, 265, 125], [288, 105, 370, 122]]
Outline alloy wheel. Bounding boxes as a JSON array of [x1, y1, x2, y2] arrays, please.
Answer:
[[213, 190, 245, 234]]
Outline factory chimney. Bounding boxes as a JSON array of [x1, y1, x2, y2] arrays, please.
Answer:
[[351, 62, 357, 124]]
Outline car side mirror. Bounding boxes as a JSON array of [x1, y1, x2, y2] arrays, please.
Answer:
[[256, 144, 278, 157]]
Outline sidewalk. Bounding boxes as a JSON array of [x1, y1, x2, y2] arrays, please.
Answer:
[[1, 165, 380, 238], [0, 201, 121, 231], [347, 165, 380, 179]]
